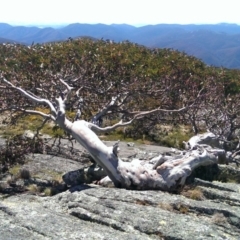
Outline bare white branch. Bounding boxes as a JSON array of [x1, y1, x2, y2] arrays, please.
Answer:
[[59, 78, 74, 103], [88, 106, 188, 133], [90, 93, 129, 126], [2, 78, 57, 117], [56, 97, 66, 116], [21, 109, 54, 120]]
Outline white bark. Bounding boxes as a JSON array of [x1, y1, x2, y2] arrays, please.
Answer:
[[183, 132, 222, 150], [1, 77, 223, 191]]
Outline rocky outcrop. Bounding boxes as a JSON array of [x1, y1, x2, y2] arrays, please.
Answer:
[[0, 179, 240, 239], [1, 136, 240, 239]]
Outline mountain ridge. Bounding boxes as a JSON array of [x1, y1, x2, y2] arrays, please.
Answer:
[[1, 22, 240, 69]]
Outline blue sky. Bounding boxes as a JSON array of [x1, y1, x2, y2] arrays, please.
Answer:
[[1, 0, 240, 26]]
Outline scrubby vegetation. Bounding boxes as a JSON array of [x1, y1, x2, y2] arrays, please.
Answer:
[[1, 39, 239, 136], [0, 135, 44, 173]]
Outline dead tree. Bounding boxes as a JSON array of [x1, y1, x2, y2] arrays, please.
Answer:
[[1, 76, 224, 191]]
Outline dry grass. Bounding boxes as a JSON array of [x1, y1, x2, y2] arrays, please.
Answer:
[[8, 165, 22, 177], [158, 203, 174, 212], [8, 166, 31, 180], [43, 187, 54, 196], [178, 205, 189, 214], [181, 186, 205, 200], [27, 184, 40, 193], [172, 203, 189, 214]]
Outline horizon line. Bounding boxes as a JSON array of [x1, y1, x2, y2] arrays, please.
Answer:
[[1, 22, 240, 28]]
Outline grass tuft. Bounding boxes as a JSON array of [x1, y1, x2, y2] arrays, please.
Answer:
[[181, 185, 205, 200]]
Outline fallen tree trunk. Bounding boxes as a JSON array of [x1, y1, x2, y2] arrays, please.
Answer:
[[63, 144, 222, 191], [1, 77, 225, 191]]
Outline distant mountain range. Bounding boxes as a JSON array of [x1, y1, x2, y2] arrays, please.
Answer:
[[1, 22, 240, 69]]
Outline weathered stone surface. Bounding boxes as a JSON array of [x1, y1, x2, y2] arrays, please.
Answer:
[[62, 165, 106, 186], [1, 136, 240, 239], [0, 179, 240, 239], [24, 154, 88, 180]]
